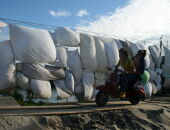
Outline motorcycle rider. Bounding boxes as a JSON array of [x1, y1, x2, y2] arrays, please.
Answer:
[[132, 50, 146, 76], [132, 50, 147, 84], [115, 48, 135, 98]]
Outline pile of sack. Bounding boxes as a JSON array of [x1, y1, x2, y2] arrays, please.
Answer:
[[0, 24, 170, 102]]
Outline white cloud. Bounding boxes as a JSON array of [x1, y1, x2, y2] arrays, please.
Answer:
[[77, 9, 89, 17], [76, 0, 170, 42], [49, 10, 71, 17]]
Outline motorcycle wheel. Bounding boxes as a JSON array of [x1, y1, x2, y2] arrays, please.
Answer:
[[95, 91, 109, 106], [130, 97, 140, 105]]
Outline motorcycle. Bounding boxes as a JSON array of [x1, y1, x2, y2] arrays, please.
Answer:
[[95, 67, 145, 106]]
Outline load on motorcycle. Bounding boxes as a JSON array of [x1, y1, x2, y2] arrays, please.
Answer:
[[95, 48, 148, 106]]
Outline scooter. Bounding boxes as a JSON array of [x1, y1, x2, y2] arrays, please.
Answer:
[[95, 67, 145, 106]]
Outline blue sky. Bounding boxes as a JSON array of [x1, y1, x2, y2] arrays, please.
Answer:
[[0, 0, 127, 28], [1, 0, 170, 42]]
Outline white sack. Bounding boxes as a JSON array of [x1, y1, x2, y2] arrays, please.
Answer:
[[65, 70, 75, 92], [162, 46, 170, 74], [45, 65, 65, 79], [55, 87, 71, 99], [95, 72, 106, 81], [22, 63, 58, 80], [53, 45, 68, 67], [53, 80, 72, 100], [147, 70, 157, 81], [95, 72, 105, 87], [143, 82, 152, 98], [149, 45, 163, 68], [147, 69, 161, 90], [0, 40, 14, 66], [53, 70, 74, 95], [151, 82, 159, 94], [67, 50, 83, 85], [115, 39, 122, 50], [0, 63, 16, 90], [98, 37, 119, 68], [53, 80, 72, 95], [82, 72, 94, 100], [16, 72, 29, 90], [94, 37, 108, 73], [30, 79, 51, 99], [148, 55, 155, 70], [129, 42, 140, 57], [80, 33, 97, 72], [9, 24, 56, 63], [53, 27, 80, 47]]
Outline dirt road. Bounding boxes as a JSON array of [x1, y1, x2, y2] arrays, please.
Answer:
[[0, 96, 170, 129]]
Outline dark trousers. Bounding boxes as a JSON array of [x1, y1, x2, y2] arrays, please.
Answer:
[[119, 73, 140, 92]]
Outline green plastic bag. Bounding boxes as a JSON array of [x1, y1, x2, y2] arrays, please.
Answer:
[[141, 70, 150, 84]]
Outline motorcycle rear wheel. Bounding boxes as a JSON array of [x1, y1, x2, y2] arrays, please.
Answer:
[[130, 97, 140, 105], [95, 91, 109, 106]]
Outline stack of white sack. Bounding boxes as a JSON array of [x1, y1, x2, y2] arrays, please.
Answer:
[[80, 33, 97, 72], [52, 27, 80, 47], [94, 72, 106, 87], [53, 70, 75, 99], [81, 34, 118, 73], [0, 40, 16, 90], [9, 24, 56, 63], [67, 49, 83, 85], [16, 63, 66, 99], [51, 45, 68, 67], [97, 37, 119, 69], [8, 24, 74, 100], [162, 46, 170, 89]]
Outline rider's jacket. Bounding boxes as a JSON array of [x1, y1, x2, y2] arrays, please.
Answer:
[[117, 59, 135, 73]]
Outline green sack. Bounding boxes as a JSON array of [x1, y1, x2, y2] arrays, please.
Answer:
[[141, 70, 150, 84]]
